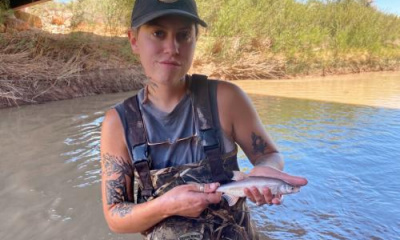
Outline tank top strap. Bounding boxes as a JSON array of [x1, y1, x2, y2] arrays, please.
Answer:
[[115, 95, 154, 198], [189, 74, 233, 183]]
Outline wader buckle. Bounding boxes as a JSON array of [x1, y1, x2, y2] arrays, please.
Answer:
[[132, 144, 153, 198], [132, 144, 148, 164], [201, 128, 220, 151]]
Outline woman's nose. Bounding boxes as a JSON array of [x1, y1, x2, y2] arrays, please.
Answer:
[[164, 36, 179, 55]]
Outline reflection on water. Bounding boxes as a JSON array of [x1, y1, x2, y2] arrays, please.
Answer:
[[234, 71, 400, 109], [1, 72, 400, 239], [239, 94, 400, 239], [0, 92, 141, 240]]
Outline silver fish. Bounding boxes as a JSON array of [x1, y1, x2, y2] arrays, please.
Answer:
[[216, 176, 301, 206]]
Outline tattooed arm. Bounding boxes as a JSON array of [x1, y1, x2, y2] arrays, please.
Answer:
[[101, 109, 221, 233], [216, 81, 283, 170], [216, 81, 307, 205], [101, 109, 166, 233]]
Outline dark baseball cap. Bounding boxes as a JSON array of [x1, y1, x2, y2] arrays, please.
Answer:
[[131, 0, 207, 28]]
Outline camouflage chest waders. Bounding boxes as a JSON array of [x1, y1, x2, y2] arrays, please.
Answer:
[[121, 75, 259, 240]]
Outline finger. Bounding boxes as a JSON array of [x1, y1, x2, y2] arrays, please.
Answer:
[[282, 175, 308, 187], [272, 194, 283, 205], [243, 187, 256, 203], [271, 171, 308, 186], [184, 183, 205, 192], [203, 182, 220, 193], [250, 166, 308, 186], [250, 187, 265, 205], [262, 187, 273, 205], [205, 192, 222, 204]]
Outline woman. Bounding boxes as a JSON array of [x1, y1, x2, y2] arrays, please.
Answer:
[[101, 0, 307, 239]]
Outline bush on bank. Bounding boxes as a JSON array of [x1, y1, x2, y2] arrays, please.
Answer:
[[195, 0, 400, 76], [1, 0, 400, 107], [70, 0, 400, 76], [0, 0, 12, 25], [21, 0, 400, 78], [3, 0, 400, 75]]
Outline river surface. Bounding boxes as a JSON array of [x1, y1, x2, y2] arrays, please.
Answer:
[[0, 72, 399, 240]]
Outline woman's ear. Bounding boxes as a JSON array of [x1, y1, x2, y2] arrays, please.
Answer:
[[127, 29, 139, 54]]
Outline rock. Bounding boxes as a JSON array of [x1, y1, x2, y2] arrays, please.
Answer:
[[14, 10, 43, 29]]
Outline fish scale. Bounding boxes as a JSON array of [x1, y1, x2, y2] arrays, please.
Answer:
[[216, 176, 301, 206]]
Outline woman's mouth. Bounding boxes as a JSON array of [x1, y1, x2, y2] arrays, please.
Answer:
[[159, 60, 181, 67]]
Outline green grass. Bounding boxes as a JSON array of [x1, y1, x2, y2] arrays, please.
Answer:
[[0, 0, 12, 25], [195, 0, 400, 75], [15, 0, 400, 76]]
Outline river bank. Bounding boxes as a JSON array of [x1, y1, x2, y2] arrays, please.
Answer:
[[2, 29, 400, 109], [0, 30, 145, 108], [2, 0, 400, 108]]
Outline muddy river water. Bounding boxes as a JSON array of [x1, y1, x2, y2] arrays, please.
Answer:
[[1, 72, 399, 239]]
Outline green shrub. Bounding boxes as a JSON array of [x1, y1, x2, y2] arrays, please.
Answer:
[[198, 0, 400, 53], [0, 0, 11, 25]]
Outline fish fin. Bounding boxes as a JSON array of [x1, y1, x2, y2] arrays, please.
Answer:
[[222, 194, 240, 207], [231, 171, 248, 181]]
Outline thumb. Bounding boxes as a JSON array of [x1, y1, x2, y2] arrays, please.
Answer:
[[250, 166, 308, 186], [185, 182, 221, 193], [203, 182, 220, 193], [269, 170, 308, 186], [283, 175, 308, 187]]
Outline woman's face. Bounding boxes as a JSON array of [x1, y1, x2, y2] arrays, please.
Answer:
[[128, 15, 197, 87]]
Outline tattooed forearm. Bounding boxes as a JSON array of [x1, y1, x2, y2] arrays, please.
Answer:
[[106, 180, 128, 205], [251, 132, 267, 155], [103, 153, 132, 177], [111, 202, 134, 218], [103, 153, 134, 209]]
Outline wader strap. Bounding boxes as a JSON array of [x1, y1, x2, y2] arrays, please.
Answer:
[[123, 96, 154, 197], [191, 74, 232, 184]]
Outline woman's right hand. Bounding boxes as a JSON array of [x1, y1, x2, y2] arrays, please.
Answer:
[[161, 183, 222, 218]]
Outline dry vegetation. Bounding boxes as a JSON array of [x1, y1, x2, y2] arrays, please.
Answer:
[[1, 0, 146, 108], [0, 30, 145, 108], [1, 0, 400, 108]]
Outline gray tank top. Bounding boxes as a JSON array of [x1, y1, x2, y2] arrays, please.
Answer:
[[116, 79, 235, 169]]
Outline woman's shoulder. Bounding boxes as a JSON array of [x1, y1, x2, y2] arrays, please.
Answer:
[[211, 79, 248, 108], [103, 108, 121, 129], [103, 92, 140, 128]]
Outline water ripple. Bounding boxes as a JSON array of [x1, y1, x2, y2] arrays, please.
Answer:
[[240, 94, 400, 239]]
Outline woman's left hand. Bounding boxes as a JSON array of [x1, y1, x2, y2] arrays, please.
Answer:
[[243, 166, 308, 206], [244, 186, 283, 206]]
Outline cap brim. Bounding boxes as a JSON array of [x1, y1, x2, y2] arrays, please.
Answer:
[[132, 9, 207, 28]]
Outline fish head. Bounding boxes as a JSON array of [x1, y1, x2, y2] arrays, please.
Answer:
[[281, 184, 301, 194]]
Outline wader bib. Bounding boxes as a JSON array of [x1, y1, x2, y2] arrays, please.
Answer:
[[117, 75, 258, 240]]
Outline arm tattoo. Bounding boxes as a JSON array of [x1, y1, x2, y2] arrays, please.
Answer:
[[251, 132, 267, 155], [103, 153, 132, 178], [111, 202, 134, 218], [103, 153, 134, 217], [106, 180, 128, 205]]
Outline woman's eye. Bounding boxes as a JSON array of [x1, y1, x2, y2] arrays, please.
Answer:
[[177, 31, 192, 42], [153, 30, 165, 38]]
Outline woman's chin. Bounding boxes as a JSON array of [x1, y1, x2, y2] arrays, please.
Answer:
[[148, 73, 186, 85]]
